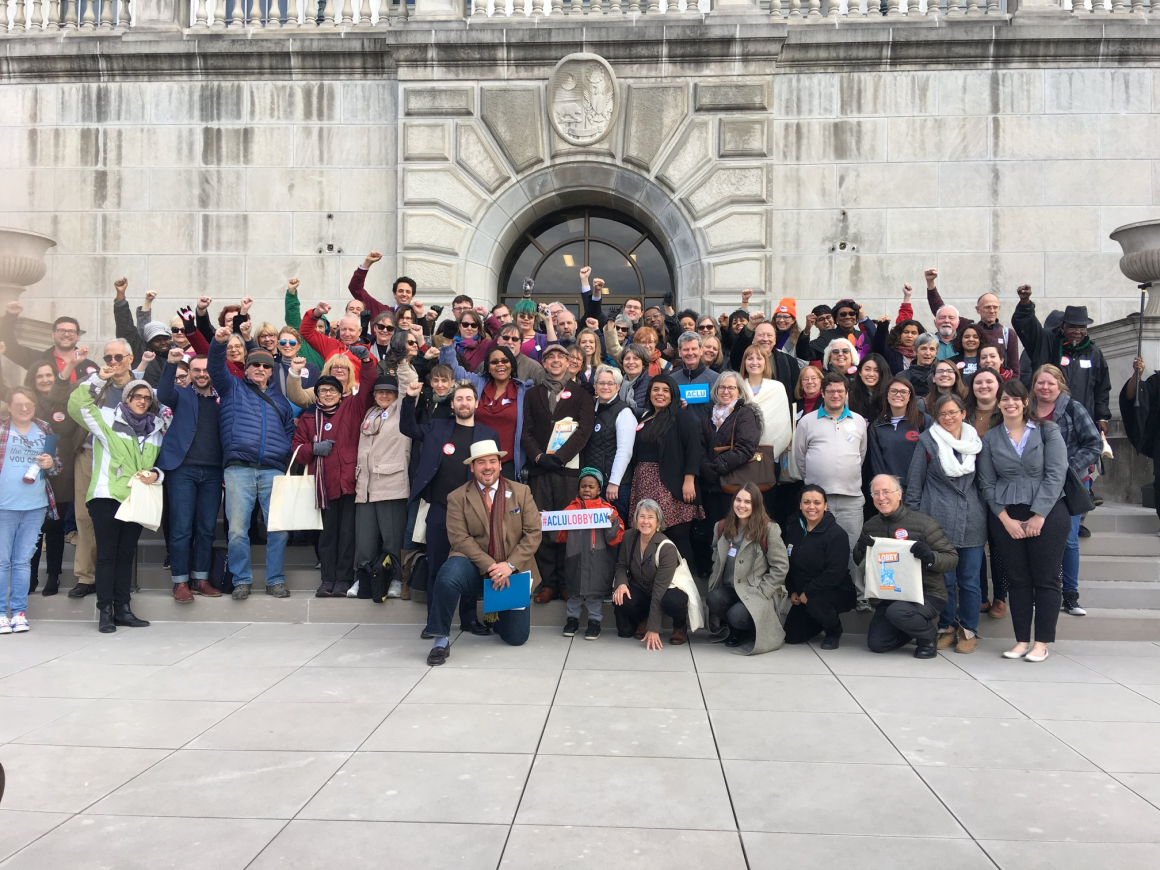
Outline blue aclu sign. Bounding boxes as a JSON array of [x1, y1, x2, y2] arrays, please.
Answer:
[[679, 383, 710, 405]]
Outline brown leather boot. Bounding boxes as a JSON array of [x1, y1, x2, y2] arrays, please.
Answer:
[[634, 622, 648, 640], [533, 586, 559, 604], [193, 579, 222, 598], [172, 583, 193, 603], [670, 626, 688, 645], [989, 600, 1007, 619]]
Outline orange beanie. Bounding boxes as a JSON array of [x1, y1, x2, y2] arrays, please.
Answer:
[[774, 297, 797, 320]]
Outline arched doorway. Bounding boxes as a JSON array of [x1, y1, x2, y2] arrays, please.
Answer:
[[499, 207, 674, 313]]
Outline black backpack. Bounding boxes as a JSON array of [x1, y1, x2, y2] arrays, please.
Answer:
[[406, 551, 429, 595], [357, 551, 401, 604], [210, 546, 234, 594]]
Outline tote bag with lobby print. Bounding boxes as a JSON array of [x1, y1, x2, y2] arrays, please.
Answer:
[[268, 446, 324, 532], [863, 537, 924, 605]]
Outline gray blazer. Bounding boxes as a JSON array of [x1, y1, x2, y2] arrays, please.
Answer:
[[904, 429, 988, 549], [977, 420, 1067, 518]]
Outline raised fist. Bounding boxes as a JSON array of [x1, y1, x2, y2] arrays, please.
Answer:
[[741, 288, 753, 304], [144, 290, 158, 303], [349, 344, 370, 361], [239, 320, 252, 340], [167, 347, 184, 365], [924, 268, 938, 286], [593, 278, 605, 291], [290, 355, 306, 374], [197, 296, 212, 312], [805, 313, 817, 329], [585, 317, 599, 330], [315, 301, 332, 317], [141, 351, 156, 365], [406, 379, 423, 397], [474, 305, 488, 318], [411, 301, 425, 318], [1016, 284, 1032, 302], [902, 283, 913, 296], [214, 327, 232, 344], [750, 311, 765, 325], [287, 278, 300, 292], [240, 296, 254, 314], [579, 266, 592, 281], [364, 251, 383, 266], [6, 301, 22, 316], [114, 278, 128, 296], [718, 313, 729, 329]]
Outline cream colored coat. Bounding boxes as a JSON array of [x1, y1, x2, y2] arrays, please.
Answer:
[[354, 404, 411, 503], [748, 378, 793, 456]]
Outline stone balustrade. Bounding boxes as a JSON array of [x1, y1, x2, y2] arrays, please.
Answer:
[[5, 0, 1158, 30]]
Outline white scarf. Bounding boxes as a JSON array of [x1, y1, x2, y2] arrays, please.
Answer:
[[929, 421, 981, 478], [712, 399, 737, 430]]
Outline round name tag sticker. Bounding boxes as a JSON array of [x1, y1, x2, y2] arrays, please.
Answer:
[[381, 410, 390, 419], [443, 443, 456, 455], [52, 411, 65, 422], [894, 529, 909, 540], [560, 390, 571, 400], [324, 423, 333, 432], [593, 423, 601, 433], [1060, 356, 1070, 367], [847, 366, 858, 375], [956, 361, 966, 369], [635, 423, 645, 432]]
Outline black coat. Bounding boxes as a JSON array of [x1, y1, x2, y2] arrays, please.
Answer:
[[633, 408, 702, 504], [699, 404, 760, 486], [782, 511, 855, 598], [1012, 301, 1111, 423], [399, 395, 498, 506], [521, 379, 595, 479]]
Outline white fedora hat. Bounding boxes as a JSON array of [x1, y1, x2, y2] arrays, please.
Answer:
[[463, 439, 508, 465]]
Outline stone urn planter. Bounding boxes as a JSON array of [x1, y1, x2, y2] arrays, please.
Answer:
[[1110, 219, 1160, 315], [0, 227, 56, 309]]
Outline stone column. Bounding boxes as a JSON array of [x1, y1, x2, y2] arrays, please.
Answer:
[[1010, 0, 1073, 16], [130, 0, 186, 29], [412, 0, 464, 16]]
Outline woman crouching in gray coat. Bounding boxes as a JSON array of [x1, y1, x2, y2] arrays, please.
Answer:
[[706, 482, 790, 654]]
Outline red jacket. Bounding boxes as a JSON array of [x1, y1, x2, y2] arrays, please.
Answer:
[[348, 265, 390, 320], [300, 308, 370, 392], [291, 356, 377, 504]]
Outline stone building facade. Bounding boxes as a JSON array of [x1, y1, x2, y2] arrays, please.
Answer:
[[1, 3, 1158, 344]]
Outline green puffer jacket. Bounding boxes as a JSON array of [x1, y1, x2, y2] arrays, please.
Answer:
[[68, 379, 168, 503]]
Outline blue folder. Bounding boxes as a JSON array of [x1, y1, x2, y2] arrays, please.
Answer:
[[482, 571, 532, 614]]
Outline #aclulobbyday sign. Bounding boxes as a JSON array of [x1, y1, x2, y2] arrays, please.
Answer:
[[540, 508, 614, 531]]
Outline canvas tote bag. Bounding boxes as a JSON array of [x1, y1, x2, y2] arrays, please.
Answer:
[[268, 446, 324, 532]]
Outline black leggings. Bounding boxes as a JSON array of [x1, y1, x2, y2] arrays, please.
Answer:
[[988, 501, 1068, 644], [614, 583, 689, 636], [30, 506, 68, 580], [87, 498, 142, 609], [784, 586, 858, 643], [319, 494, 356, 586]]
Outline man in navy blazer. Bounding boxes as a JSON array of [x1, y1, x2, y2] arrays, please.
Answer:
[[156, 348, 223, 603], [400, 378, 499, 635]]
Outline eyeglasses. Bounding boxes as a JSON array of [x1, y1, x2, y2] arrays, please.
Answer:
[[54, 328, 78, 336], [871, 489, 899, 498], [128, 393, 152, 403], [938, 410, 965, 420], [103, 354, 126, 364], [823, 389, 846, 397], [887, 389, 911, 397], [317, 388, 340, 397], [278, 339, 298, 346]]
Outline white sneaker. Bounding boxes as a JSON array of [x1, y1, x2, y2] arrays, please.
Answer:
[[387, 579, 402, 599], [0, 615, 11, 635], [11, 612, 29, 633], [1067, 601, 1087, 616], [346, 580, 360, 598]]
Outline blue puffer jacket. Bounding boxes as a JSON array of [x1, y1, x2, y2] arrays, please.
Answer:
[[209, 338, 295, 471]]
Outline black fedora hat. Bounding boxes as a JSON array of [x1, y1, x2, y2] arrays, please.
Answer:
[[1061, 305, 1093, 327]]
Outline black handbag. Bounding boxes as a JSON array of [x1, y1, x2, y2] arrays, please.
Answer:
[[1063, 467, 1096, 516]]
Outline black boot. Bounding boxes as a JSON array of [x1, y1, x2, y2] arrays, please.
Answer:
[[913, 640, 937, 659], [113, 604, 150, 628], [98, 604, 116, 634], [29, 575, 39, 595], [42, 575, 59, 597]]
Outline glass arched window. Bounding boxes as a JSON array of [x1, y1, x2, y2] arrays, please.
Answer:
[[500, 208, 674, 313]]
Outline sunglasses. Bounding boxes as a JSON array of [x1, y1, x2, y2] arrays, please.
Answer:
[[459, 321, 478, 329], [278, 339, 298, 346], [488, 358, 510, 366], [697, 324, 715, 331], [103, 354, 126, 364], [248, 363, 274, 371], [615, 326, 630, 332], [374, 323, 395, 332], [498, 335, 520, 342]]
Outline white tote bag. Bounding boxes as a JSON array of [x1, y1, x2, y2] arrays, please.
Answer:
[[863, 537, 924, 605], [657, 539, 705, 634], [778, 403, 802, 483], [267, 447, 324, 532], [411, 499, 431, 545], [115, 475, 165, 532]]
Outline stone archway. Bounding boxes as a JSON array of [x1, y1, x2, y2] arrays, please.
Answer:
[[462, 163, 705, 308]]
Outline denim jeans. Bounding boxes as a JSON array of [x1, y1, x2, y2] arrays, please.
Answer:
[[940, 544, 984, 634], [166, 464, 223, 584], [223, 465, 287, 587], [424, 556, 530, 645], [0, 508, 46, 616], [1062, 513, 1081, 595]]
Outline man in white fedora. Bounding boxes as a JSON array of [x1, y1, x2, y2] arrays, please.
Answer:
[[424, 440, 542, 666]]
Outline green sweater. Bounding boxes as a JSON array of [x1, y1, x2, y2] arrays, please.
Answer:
[[285, 290, 326, 370]]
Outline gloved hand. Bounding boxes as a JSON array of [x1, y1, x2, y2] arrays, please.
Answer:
[[910, 541, 935, 568], [857, 533, 875, 550], [348, 344, 369, 361], [312, 440, 335, 457], [440, 319, 459, 340], [538, 454, 564, 471], [663, 290, 674, 307]]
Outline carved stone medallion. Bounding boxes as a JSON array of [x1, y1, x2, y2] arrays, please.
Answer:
[[549, 53, 618, 147]]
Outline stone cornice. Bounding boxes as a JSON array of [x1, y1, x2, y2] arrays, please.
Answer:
[[1, 20, 1159, 84]]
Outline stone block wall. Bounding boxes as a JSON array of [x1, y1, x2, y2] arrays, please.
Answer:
[[0, 25, 1157, 348]]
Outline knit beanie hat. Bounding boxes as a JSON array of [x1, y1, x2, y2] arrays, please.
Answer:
[[578, 467, 605, 488], [774, 298, 797, 320]]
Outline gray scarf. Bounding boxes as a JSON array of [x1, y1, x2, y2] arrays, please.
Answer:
[[543, 375, 566, 411]]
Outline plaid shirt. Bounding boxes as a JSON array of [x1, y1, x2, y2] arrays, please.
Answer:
[[0, 417, 62, 520]]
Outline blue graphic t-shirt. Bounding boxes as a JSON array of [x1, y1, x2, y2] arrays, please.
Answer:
[[0, 425, 50, 512]]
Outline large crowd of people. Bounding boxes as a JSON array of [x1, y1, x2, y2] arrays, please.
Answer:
[[0, 254, 1135, 667]]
